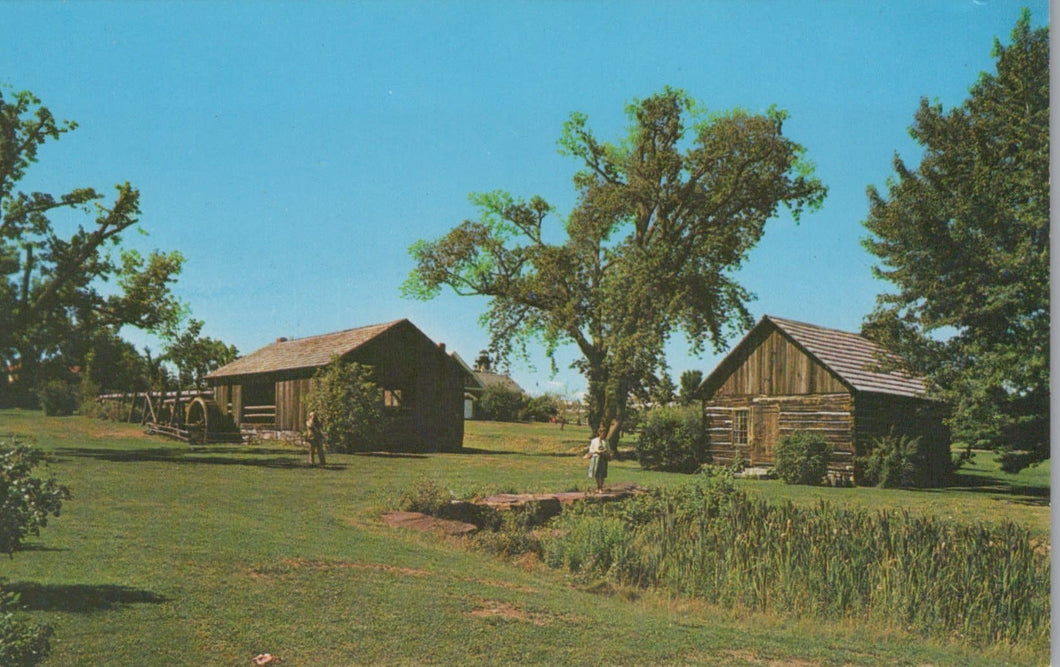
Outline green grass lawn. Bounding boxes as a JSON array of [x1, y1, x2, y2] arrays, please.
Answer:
[[0, 410, 1050, 665]]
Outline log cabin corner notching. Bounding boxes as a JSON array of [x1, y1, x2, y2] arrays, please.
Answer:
[[204, 319, 472, 452], [696, 316, 949, 479]]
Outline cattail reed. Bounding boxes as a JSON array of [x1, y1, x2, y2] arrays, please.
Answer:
[[544, 478, 1049, 645]]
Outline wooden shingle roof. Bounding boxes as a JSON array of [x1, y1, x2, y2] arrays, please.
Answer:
[[474, 371, 524, 394], [205, 319, 407, 380], [699, 315, 929, 399], [766, 316, 928, 397]]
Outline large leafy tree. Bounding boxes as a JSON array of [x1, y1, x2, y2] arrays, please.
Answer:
[[0, 87, 185, 405], [861, 11, 1048, 471], [405, 88, 826, 443], [162, 319, 239, 390]]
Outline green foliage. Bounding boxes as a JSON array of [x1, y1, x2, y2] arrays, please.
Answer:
[[520, 392, 561, 422], [304, 359, 383, 453], [773, 431, 831, 485], [35, 380, 77, 417], [855, 433, 949, 488], [77, 330, 149, 394], [634, 405, 706, 473], [678, 369, 703, 405], [0, 87, 186, 402], [861, 12, 1049, 471], [0, 441, 71, 556], [647, 374, 676, 408], [543, 480, 1050, 644], [404, 87, 826, 446], [473, 511, 544, 559], [397, 476, 450, 515], [0, 588, 52, 666], [475, 385, 526, 422], [161, 319, 238, 390], [0, 410, 1049, 663]]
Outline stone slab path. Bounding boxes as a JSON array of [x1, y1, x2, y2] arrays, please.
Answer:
[[383, 482, 649, 535], [479, 481, 648, 509]]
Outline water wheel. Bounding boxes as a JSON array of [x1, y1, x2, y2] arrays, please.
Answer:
[[185, 396, 217, 444]]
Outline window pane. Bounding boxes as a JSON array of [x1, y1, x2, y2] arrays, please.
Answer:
[[733, 409, 749, 446]]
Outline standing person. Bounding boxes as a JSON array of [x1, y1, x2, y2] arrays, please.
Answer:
[[584, 425, 610, 494], [306, 410, 327, 466]]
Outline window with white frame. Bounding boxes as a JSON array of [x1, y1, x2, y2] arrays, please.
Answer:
[[732, 408, 749, 446]]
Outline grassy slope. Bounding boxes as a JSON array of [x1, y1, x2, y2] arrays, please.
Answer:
[[0, 410, 1049, 665]]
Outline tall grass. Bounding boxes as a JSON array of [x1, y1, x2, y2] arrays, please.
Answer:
[[544, 475, 1049, 645]]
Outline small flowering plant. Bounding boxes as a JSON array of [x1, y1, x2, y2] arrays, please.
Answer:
[[0, 441, 71, 557]]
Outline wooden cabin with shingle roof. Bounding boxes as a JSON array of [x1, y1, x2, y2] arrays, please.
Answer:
[[204, 319, 472, 452], [695, 315, 949, 481]]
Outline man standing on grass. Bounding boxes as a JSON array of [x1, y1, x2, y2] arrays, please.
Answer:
[[306, 411, 327, 466]]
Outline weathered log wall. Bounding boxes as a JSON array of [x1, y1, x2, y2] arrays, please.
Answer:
[[705, 394, 854, 466]]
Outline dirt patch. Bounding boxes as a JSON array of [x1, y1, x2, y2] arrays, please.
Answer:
[[469, 600, 551, 626], [384, 511, 478, 535]]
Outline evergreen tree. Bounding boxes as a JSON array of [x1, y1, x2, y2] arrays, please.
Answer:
[[862, 11, 1049, 471]]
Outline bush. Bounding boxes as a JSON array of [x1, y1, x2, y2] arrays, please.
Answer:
[[304, 359, 384, 453], [476, 385, 526, 421], [36, 380, 78, 416], [473, 511, 544, 559], [520, 393, 561, 422], [397, 476, 450, 515], [635, 406, 706, 473], [773, 431, 831, 485], [0, 588, 53, 665], [0, 440, 68, 665], [0, 442, 72, 556], [855, 432, 945, 488]]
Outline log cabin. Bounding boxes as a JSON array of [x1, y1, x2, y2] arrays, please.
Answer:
[[696, 316, 949, 481], [204, 319, 473, 452]]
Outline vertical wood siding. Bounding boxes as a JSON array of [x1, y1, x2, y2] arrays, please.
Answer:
[[208, 321, 466, 452], [714, 329, 846, 397], [276, 378, 315, 432]]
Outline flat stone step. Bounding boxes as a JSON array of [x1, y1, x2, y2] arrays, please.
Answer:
[[480, 481, 648, 510]]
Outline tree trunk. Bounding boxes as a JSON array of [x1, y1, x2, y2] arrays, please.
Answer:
[[585, 367, 630, 458], [13, 343, 41, 408]]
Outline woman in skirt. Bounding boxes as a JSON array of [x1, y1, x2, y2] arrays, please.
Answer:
[[584, 425, 610, 493]]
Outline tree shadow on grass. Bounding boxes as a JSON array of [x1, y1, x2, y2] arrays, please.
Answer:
[[5, 582, 166, 613], [352, 451, 429, 459], [54, 445, 347, 471], [913, 471, 1051, 507], [459, 447, 583, 458]]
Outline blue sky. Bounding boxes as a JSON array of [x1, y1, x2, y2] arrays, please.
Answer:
[[2, 1, 1049, 398]]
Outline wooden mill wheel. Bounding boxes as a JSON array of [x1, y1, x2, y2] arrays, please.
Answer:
[[185, 396, 211, 444]]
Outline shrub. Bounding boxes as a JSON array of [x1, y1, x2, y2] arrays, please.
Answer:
[[304, 359, 384, 453], [855, 432, 946, 488], [0, 439, 68, 665], [0, 588, 52, 666], [473, 511, 544, 559], [476, 385, 526, 422], [520, 393, 561, 422], [397, 476, 450, 515], [635, 406, 706, 473], [36, 380, 78, 416], [0, 442, 72, 556], [773, 431, 831, 485]]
